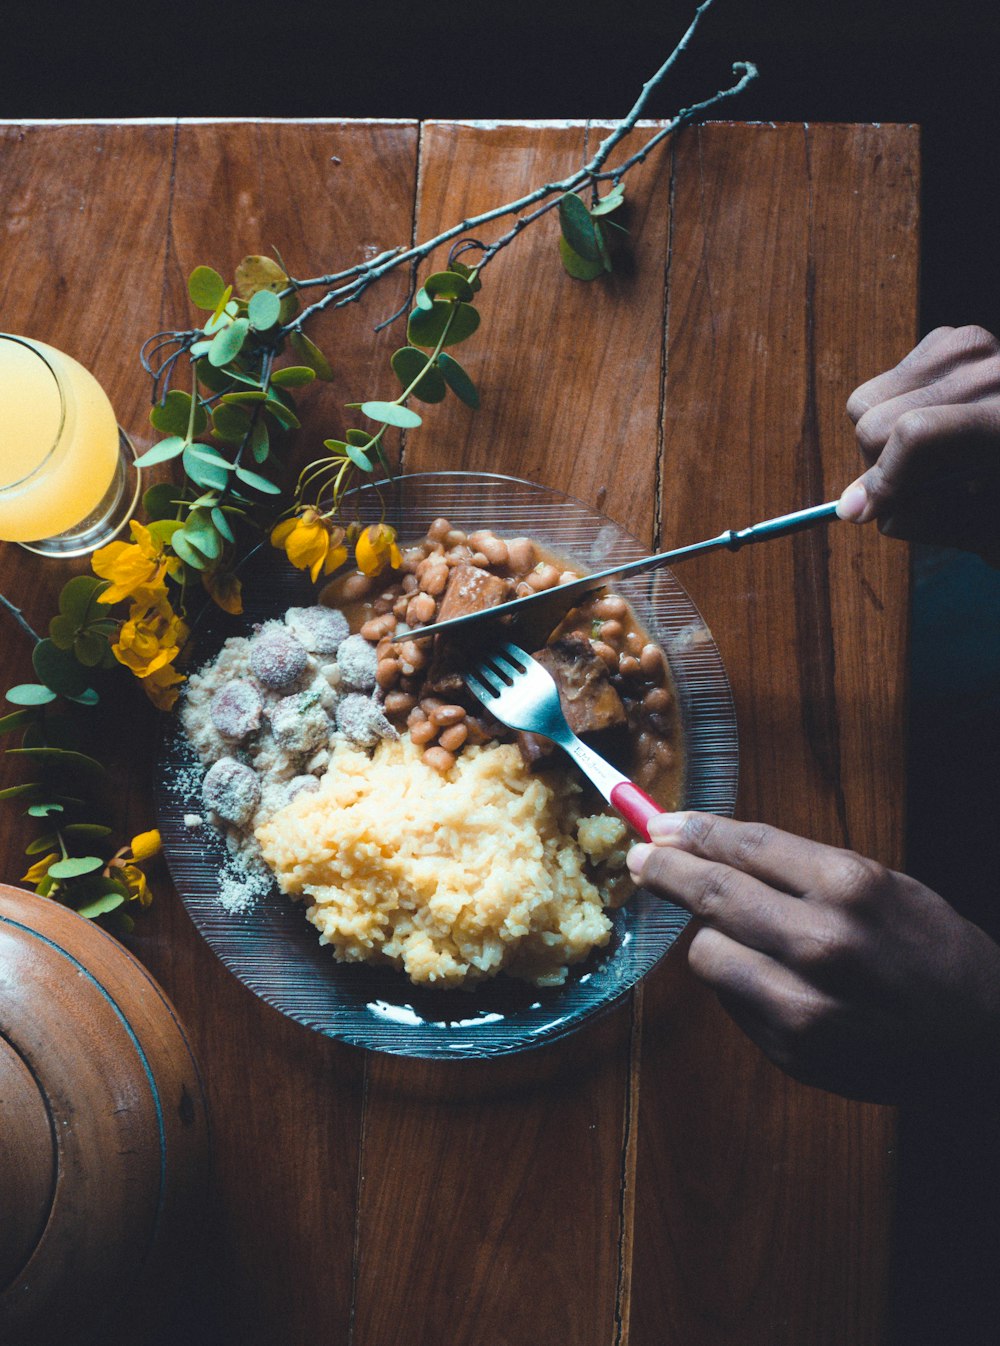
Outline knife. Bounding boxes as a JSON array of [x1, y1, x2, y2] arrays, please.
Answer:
[[408, 500, 841, 644]]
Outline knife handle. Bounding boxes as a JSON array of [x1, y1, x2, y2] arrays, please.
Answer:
[[609, 781, 665, 843]]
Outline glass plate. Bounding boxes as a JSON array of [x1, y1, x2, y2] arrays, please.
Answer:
[[155, 472, 738, 1058]]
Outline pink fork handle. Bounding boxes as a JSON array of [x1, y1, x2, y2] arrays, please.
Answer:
[[609, 781, 664, 842]]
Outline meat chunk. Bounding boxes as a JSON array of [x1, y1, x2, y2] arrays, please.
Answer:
[[534, 634, 626, 735], [516, 634, 627, 768], [435, 564, 510, 623]]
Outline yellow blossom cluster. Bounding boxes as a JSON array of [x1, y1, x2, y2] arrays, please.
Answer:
[[92, 522, 189, 710], [271, 510, 401, 581]]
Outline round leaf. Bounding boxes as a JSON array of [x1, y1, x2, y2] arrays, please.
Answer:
[[438, 352, 480, 409], [27, 803, 63, 817], [184, 509, 222, 559], [31, 639, 90, 698], [590, 182, 626, 216], [234, 254, 288, 299], [58, 575, 106, 623], [559, 192, 601, 263], [149, 390, 208, 437], [270, 365, 316, 389], [558, 236, 604, 281], [212, 402, 253, 444], [6, 684, 57, 706], [142, 481, 182, 520], [248, 288, 281, 331], [171, 530, 208, 569], [208, 318, 250, 368], [133, 436, 187, 469], [250, 420, 270, 463], [389, 347, 447, 403], [360, 400, 423, 429], [423, 270, 473, 301], [414, 288, 433, 311], [406, 300, 480, 350], [188, 265, 226, 310], [72, 632, 108, 668], [76, 890, 127, 919], [289, 331, 333, 381], [65, 688, 100, 706], [345, 428, 373, 448], [343, 443, 373, 472], [48, 855, 105, 880], [7, 746, 105, 776], [211, 507, 235, 543], [0, 709, 39, 736], [183, 443, 231, 491]]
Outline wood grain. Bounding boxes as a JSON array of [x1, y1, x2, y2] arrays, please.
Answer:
[[0, 120, 918, 1346]]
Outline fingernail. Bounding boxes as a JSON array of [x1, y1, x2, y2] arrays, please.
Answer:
[[627, 843, 652, 876], [836, 479, 869, 522], [647, 812, 685, 842]]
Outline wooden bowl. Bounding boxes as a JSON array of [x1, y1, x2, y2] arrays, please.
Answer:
[[0, 884, 209, 1346]]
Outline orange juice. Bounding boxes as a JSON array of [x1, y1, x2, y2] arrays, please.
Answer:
[[0, 335, 121, 543]]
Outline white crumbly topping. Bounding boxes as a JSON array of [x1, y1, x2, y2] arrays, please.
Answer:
[[177, 605, 396, 891]]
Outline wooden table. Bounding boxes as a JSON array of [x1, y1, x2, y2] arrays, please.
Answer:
[[0, 118, 917, 1345]]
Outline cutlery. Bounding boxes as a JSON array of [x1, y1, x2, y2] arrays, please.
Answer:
[[463, 641, 664, 841], [413, 500, 840, 645]]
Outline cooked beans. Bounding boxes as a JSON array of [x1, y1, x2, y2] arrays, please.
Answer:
[[361, 614, 396, 641], [591, 641, 618, 672], [598, 619, 623, 647], [526, 563, 560, 592], [430, 704, 465, 728], [384, 691, 416, 716], [438, 723, 468, 752], [422, 746, 455, 773], [406, 592, 436, 626], [339, 572, 374, 602], [593, 594, 627, 620], [506, 537, 535, 574], [618, 655, 642, 679], [409, 718, 437, 745], [375, 657, 400, 690], [469, 531, 510, 567], [640, 642, 667, 679], [427, 517, 452, 542], [643, 686, 672, 714], [417, 558, 449, 595], [624, 630, 645, 658]]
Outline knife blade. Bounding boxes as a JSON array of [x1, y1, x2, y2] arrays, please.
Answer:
[[407, 500, 841, 645]]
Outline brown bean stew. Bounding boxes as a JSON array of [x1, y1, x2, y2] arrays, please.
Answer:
[[322, 516, 683, 839]]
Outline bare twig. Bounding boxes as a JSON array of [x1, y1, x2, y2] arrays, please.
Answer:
[[0, 593, 41, 644]]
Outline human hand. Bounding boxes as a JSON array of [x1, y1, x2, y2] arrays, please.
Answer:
[[836, 324, 1000, 561], [627, 812, 1000, 1103]]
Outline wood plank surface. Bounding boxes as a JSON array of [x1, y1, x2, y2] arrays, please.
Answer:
[[0, 119, 917, 1346]]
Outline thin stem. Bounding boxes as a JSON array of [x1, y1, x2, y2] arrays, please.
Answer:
[[0, 593, 41, 644]]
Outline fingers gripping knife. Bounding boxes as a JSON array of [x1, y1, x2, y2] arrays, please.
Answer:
[[463, 642, 664, 841]]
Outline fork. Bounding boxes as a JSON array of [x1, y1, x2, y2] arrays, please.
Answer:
[[463, 641, 665, 841]]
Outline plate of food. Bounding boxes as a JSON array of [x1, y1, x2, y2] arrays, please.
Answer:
[[156, 472, 738, 1057]]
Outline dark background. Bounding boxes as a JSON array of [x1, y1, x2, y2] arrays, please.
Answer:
[[3, 2, 998, 1342]]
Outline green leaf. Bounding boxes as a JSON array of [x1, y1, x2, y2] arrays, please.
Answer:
[[289, 330, 334, 381], [211, 507, 235, 543], [72, 632, 107, 668], [0, 708, 38, 736], [261, 396, 300, 431], [134, 436, 187, 469], [234, 254, 288, 299], [145, 518, 185, 544], [559, 192, 601, 263], [248, 288, 281, 331], [233, 466, 282, 494], [58, 576, 107, 624], [188, 265, 227, 310], [406, 300, 480, 350], [63, 822, 113, 839], [360, 400, 423, 429], [65, 687, 100, 706], [184, 509, 222, 560], [423, 270, 473, 301], [250, 419, 270, 463], [589, 182, 626, 216], [7, 746, 105, 777], [6, 684, 57, 706], [345, 428, 372, 448], [448, 260, 482, 293], [390, 347, 447, 403], [197, 360, 236, 394], [343, 443, 373, 471], [170, 530, 208, 569], [143, 481, 182, 520], [150, 390, 208, 438], [0, 783, 42, 801], [211, 402, 253, 444], [438, 352, 480, 409], [27, 802, 63, 817], [414, 287, 433, 311], [270, 365, 316, 389], [49, 613, 78, 650], [32, 640, 90, 698], [183, 443, 230, 492], [48, 855, 104, 880], [208, 317, 250, 368], [558, 236, 604, 281], [76, 890, 127, 919]]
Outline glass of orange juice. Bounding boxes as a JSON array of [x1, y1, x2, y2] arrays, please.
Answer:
[[0, 333, 141, 557]]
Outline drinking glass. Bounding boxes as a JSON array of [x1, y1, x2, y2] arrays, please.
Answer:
[[0, 333, 140, 557]]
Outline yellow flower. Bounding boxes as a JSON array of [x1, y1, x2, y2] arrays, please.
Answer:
[[22, 852, 58, 884], [129, 830, 161, 863], [121, 863, 154, 907], [354, 523, 402, 577], [141, 661, 186, 712], [202, 566, 243, 615], [271, 510, 348, 583], [112, 600, 189, 679], [92, 520, 182, 605]]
